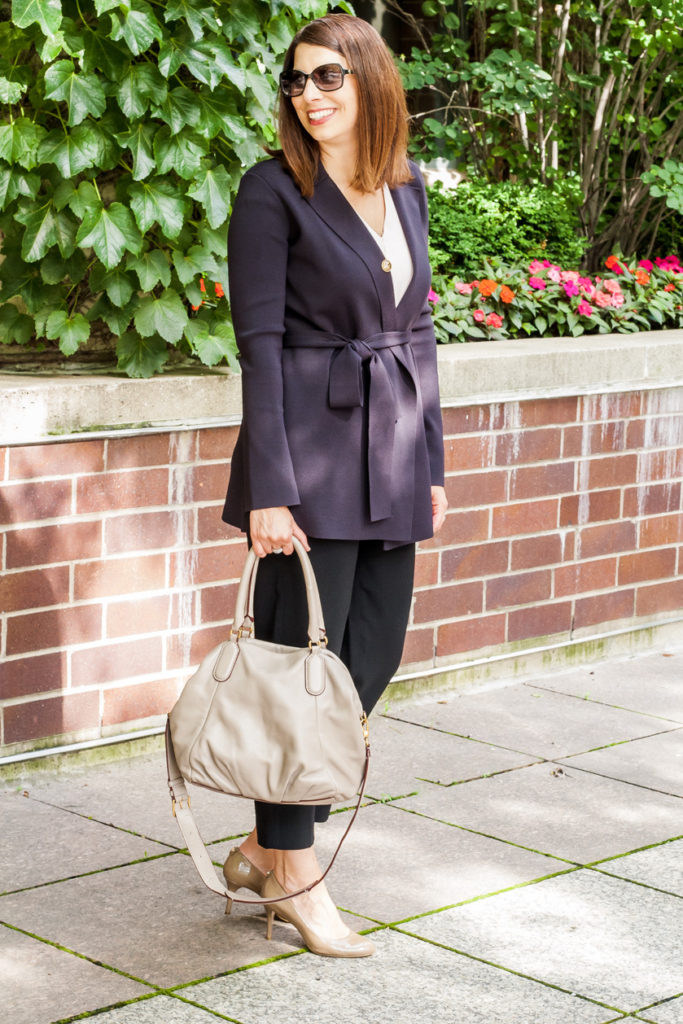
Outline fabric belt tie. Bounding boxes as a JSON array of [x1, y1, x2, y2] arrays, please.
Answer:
[[284, 330, 415, 522]]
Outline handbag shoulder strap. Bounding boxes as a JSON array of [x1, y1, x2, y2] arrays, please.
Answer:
[[165, 720, 370, 905]]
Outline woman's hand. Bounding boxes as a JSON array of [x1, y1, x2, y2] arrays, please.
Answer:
[[431, 485, 448, 535], [249, 507, 310, 558]]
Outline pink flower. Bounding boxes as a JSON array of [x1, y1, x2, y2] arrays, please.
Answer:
[[561, 270, 579, 283], [455, 282, 474, 295], [603, 279, 622, 295], [427, 288, 439, 303], [579, 278, 595, 299], [529, 277, 546, 290], [594, 290, 612, 308], [473, 309, 486, 322], [486, 312, 503, 328], [529, 259, 544, 273], [577, 299, 593, 316], [638, 259, 654, 271], [548, 266, 562, 282], [612, 262, 625, 275], [563, 280, 580, 297], [611, 291, 625, 307], [542, 259, 552, 268]]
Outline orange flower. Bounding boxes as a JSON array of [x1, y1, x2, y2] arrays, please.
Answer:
[[477, 278, 498, 297], [215, 282, 225, 298], [635, 269, 650, 286], [500, 285, 515, 303], [605, 255, 621, 270], [199, 278, 206, 292], [664, 282, 676, 292]]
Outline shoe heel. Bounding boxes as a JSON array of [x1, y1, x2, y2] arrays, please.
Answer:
[[225, 894, 234, 916], [266, 906, 275, 941]]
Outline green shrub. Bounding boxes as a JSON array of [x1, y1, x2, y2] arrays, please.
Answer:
[[0, 0, 331, 377], [427, 179, 587, 279]]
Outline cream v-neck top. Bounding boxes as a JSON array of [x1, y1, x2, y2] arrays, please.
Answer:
[[359, 184, 414, 306]]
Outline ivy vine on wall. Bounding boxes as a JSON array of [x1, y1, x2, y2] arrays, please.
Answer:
[[0, 0, 331, 376]]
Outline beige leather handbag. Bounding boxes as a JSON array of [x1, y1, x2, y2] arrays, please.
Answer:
[[166, 537, 370, 902]]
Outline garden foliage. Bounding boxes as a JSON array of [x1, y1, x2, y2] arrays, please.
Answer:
[[427, 179, 586, 279], [0, 0, 330, 376], [395, 0, 683, 266]]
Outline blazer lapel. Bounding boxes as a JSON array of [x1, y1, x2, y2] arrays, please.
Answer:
[[390, 179, 430, 324], [305, 167, 396, 331]]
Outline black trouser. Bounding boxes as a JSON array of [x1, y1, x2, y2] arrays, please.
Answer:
[[252, 537, 415, 850]]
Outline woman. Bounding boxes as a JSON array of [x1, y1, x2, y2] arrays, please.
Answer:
[[221, 13, 447, 958]]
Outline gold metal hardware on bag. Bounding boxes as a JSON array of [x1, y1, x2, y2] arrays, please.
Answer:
[[172, 796, 191, 817], [308, 636, 329, 649]]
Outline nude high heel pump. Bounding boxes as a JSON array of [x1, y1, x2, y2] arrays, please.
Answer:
[[222, 847, 267, 915], [262, 872, 375, 958]]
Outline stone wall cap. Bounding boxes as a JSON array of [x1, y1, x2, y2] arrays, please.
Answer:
[[1, 329, 682, 445]]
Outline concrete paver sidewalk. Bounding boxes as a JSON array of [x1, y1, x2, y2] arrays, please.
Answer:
[[1, 648, 682, 1024]]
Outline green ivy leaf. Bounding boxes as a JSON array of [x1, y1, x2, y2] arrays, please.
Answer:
[[116, 123, 157, 180], [76, 202, 143, 269], [116, 331, 169, 377], [172, 243, 211, 285], [55, 179, 99, 218], [45, 310, 90, 356], [44, 60, 107, 126], [163, 0, 220, 41], [40, 248, 87, 285], [0, 76, 27, 103], [187, 165, 230, 229], [0, 118, 47, 170], [11, 0, 62, 36], [185, 318, 235, 366], [195, 88, 247, 140], [160, 38, 220, 87], [128, 178, 188, 238], [115, 63, 167, 119], [0, 303, 34, 344], [93, 0, 120, 14], [17, 201, 76, 262], [128, 249, 171, 290], [38, 125, 102, 177], [0, 165, 40, 210], [87, 292, 138, 334], [90, 263, 137, 306], [153, 126, 206, 179], [135, 288, 188, 343], [109, 2, 163, 56], [80, 30, 130, 78], [152, 85, 200, 134]]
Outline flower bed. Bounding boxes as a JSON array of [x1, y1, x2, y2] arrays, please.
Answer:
[[430, 254, 683, 343]]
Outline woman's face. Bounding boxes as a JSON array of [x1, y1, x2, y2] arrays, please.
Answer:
[[289, 43, 359, 151]]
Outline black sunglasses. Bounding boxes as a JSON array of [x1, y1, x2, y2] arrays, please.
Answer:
[[279, 62, 355, 98]]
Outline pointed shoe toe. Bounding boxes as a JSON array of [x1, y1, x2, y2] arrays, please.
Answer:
[[262, 872, 375, 958]]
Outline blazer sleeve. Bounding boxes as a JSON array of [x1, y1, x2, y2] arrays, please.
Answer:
[[411, 301, 445, 487], [227, 168, 300, 511], [408, 165, 445, 488]]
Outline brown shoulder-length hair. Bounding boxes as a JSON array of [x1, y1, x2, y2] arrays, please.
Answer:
[[276, 13, 412, 197]]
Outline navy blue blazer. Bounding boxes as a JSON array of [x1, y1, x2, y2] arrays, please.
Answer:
[[222, 157, 444, 546]]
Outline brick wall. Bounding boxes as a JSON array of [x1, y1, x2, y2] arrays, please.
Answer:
[[2, 384, 683, 755]]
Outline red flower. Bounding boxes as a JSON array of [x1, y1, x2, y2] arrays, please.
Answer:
[[664, 282, 676, 292], [473, 309, 486, 322], [199, 278, 206, 292], [605, 255, 621, 270], [215, 282, 225, 298], [485, 312, 503, 328]]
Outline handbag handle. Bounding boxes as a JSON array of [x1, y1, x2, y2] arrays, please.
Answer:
[[233, 536, 327, 645]]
